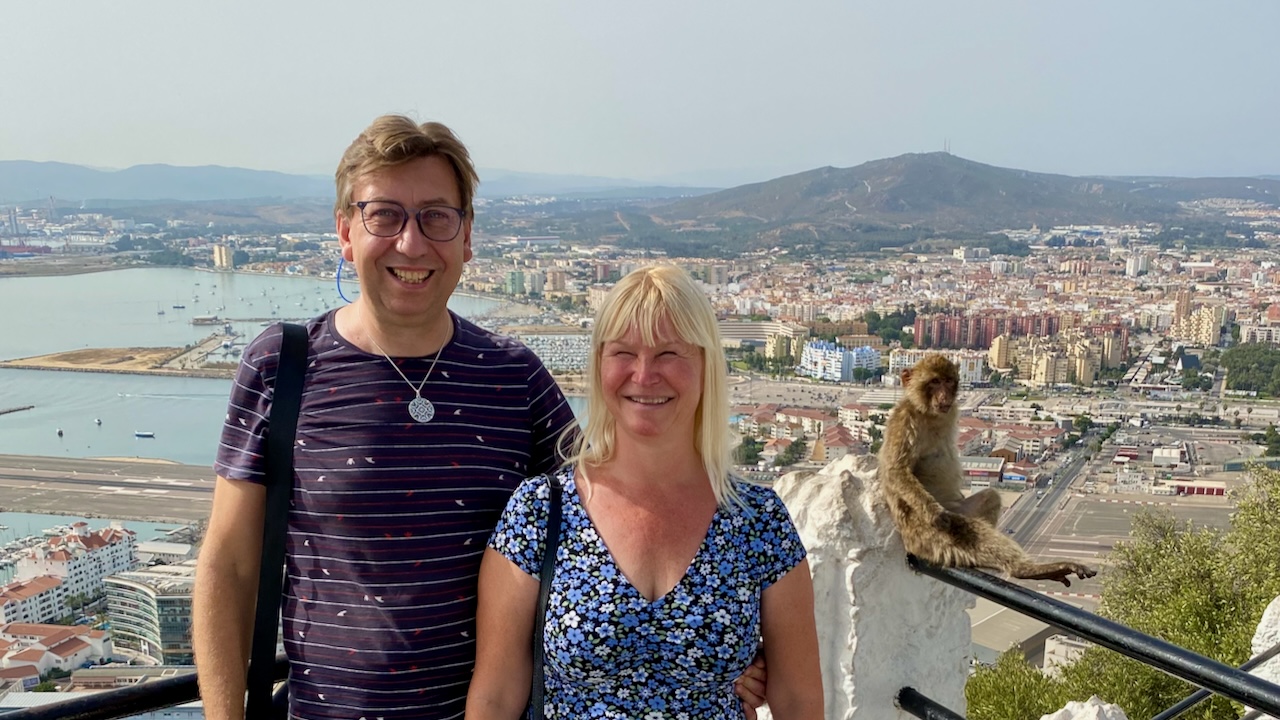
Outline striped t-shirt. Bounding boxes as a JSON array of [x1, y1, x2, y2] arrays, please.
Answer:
[[214, 310, 578, 720]]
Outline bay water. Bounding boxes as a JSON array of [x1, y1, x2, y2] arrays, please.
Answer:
[[0, 267, 585, 466]]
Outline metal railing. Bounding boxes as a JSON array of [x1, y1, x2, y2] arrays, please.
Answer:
[[900, 555, 1280, 719], [10, 563, 1280, 719], [2, 655, 287, 720]]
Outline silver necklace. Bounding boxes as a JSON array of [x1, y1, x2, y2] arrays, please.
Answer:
[[367, 336, 445, 423]]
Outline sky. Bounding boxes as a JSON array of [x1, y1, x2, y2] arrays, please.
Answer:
[[2, 1, 1278, 186]]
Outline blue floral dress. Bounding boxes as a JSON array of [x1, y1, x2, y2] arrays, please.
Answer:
[[489, 467, 806, 719]]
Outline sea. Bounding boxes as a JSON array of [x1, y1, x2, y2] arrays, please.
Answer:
[[0, 267, 585, 467]]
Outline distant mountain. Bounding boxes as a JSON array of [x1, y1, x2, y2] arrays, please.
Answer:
[[478, 169, 653, 198], [0, 160, 704, 203], [0, 161, 331, 203], [650, 152, 1280, 236], [1261, 175, 1280, 182]]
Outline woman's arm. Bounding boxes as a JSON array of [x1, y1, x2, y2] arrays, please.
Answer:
[[465, 547, 541, 720], [759, 558, 823, 720]]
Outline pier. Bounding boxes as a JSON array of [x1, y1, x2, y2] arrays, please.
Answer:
[[0, 405, 35, 416]]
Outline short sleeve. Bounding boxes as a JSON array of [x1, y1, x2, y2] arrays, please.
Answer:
[[489, 473, 556, 577], [740, 483, 807, 589]]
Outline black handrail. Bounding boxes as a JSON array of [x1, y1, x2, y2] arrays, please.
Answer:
[[896, 686, 966, 719], [3, 655, 288, 720], [907, 555, 1280, 717], [1152, 641, 1280, 720]]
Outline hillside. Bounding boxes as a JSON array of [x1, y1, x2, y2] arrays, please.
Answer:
[[659, 153, 1280, 231], [0, 161, 332, 203]]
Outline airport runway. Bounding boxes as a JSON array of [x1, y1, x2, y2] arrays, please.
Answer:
[[0, 454, 215, 523]]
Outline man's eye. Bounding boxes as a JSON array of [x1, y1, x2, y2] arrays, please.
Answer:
[[423, 209, 451, 222], [370, 208, 403, 219]]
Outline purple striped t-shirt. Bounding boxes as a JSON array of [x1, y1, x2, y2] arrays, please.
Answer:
[[214, 309, 578, 720]]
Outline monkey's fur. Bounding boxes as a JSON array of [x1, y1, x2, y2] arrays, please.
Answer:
[[878, 353, 1096, 587]]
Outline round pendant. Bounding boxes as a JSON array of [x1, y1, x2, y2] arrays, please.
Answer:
[[408, 396, 435, 423]]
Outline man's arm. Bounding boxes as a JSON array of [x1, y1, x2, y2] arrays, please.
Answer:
[[193, 475, 267, 720]]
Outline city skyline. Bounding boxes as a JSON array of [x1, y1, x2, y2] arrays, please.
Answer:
[[1, 2, 1278, 186]]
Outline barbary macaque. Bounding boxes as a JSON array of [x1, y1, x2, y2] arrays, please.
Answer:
[[878, 354, 1095, 586]]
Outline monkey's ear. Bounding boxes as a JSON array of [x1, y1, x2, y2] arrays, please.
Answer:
[[901, 369, 912, 385]]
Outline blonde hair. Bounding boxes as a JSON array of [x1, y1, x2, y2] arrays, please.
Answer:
[[334, 114, 480, 218], [561, 265, 741, 508]]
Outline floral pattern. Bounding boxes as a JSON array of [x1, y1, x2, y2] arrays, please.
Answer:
[[490, 467, 806, 719]]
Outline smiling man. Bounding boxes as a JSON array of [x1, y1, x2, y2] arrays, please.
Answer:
[[192, 115, 580, 720]]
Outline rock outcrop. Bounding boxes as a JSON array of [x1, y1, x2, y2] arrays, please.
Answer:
[[771, 454, 973, 719], [1040, 696, 1130, 720], [1250, 595, 1280, 720]]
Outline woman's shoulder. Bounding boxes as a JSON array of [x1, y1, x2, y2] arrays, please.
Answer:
[[728, 479, 790, 517]]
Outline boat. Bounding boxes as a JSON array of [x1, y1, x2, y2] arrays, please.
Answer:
[[56, 428, 63, 437], [95, 418, 102, 426], [172, 304, 186, 309], [134, 431, 156, 439]]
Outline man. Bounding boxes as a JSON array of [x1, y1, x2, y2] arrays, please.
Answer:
[[193, 116, 764, 720]]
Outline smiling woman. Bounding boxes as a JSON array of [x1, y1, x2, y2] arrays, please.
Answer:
[[468, 265, 823, 720]]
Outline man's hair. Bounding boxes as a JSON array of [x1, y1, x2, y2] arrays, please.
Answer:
[[561, 264, 742, 508], [334, 114, 480, 218]]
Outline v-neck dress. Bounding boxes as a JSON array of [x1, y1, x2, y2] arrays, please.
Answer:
[[488, 467, 806, 719]]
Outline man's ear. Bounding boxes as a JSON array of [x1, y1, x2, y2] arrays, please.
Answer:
[[336, 211, 354, 261], [901, 369, 912, 386]]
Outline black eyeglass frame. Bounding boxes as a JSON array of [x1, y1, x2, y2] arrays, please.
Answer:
[[350, 200, 468, 242]]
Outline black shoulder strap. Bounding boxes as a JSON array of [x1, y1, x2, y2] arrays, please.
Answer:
[[530, 473, 564, 720], [246, 323, 308, 719]]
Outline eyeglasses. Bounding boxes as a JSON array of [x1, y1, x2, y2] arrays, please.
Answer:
[[351, 200, 467, 242]]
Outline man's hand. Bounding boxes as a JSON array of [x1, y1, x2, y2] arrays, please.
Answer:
[[734, 652, 768, 720]]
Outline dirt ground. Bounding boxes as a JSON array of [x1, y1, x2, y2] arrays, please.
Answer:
[[0, 346, 232, 378]]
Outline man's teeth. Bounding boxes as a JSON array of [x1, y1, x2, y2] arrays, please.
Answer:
[[392, 269, 432, 283]]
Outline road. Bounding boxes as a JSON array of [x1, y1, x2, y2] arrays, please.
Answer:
[[0, 454, 214, 523]]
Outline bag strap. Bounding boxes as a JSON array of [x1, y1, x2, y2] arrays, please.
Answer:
[[530, 473, 564, 720], [246, 323, 308, 719]]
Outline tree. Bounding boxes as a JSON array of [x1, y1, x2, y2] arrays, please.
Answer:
[[966, 465, 1280, 719], [967, 648, 1068, 720], [1073, 415, 1093, 434], [733, 438, 762, 466], [32, 681, 58, 692]]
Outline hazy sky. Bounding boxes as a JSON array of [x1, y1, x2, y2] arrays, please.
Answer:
[[2, 1, 1277, 185]]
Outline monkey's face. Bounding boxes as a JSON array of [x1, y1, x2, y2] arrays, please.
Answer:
[[926, 375, 958, 415]]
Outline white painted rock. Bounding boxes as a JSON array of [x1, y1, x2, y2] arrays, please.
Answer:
[[1040, 695, 1129, 720], [771, 454, 973, 720], [1250, 595, 1280, 720]]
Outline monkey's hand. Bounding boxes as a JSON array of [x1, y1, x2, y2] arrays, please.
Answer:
[[1013, 561, 1097, 587]]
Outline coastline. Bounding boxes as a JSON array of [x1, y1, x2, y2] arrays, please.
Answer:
[[0, 346, 586, 392]]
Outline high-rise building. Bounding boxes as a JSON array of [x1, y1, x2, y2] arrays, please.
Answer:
[[212, 244, 233, 270], [104, 561, 197, 665], [506, 270, 526, 296], [988, 334, 1012, 370], [1174, 290, 1193, 321]]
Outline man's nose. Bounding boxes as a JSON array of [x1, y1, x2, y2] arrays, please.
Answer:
[[395, 217, 433, 256]]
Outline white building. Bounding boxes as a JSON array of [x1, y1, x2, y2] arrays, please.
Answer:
[[0, 623, 113, 676], [888, 349, 986, 387], [799, 341, 880, 382], [14, 523, 138, 599], [0, 577, 65, 625]]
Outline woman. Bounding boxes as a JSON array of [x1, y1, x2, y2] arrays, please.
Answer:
[[466, 265, 822, 719]]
